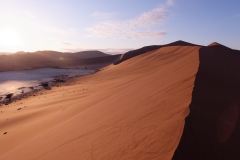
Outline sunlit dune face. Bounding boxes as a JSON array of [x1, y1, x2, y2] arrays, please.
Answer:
[[0, 29, 20, 46]]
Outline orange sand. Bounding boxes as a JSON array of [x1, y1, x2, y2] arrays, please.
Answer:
[[0, 46, 200, 159]]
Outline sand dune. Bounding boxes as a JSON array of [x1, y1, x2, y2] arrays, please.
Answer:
[[1, 41, 239, 159], [173, 42, 240, 159], [0, 45, 200, 159]]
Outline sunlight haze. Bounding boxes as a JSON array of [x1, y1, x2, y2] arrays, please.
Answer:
[[0, 0, 239, 53]]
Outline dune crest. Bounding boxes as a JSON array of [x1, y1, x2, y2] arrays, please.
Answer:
[[208, 42, 221, 46], [165, 40, 201, 47], [114, 40, 201, 65]]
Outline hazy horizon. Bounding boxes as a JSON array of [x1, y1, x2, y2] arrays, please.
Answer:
[[0, 48, 132, 55]]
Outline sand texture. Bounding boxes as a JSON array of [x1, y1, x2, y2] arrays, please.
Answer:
[[2, 41, 239, 159], [114, 40, 201, 65], [0, 45, 200, 159]]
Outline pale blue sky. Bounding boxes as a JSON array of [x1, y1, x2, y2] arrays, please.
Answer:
[[0, 0, 239, 53]]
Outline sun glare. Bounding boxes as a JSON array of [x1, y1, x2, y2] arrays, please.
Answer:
[[0, 29, 20, 46]]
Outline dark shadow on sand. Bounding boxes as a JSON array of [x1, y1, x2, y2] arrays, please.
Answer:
[[43, 86, 52, 90], [173, 44, 240, 159]]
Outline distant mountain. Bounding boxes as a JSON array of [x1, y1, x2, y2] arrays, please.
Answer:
[[0, 53, 54, 72], [11, 50, 110, 61], [33, 51, 76, 60], [57, 54, 122, 67], [0, 50, 119, 72], [207, 42, 221, 46], [207, 42, 232, 51], [15, 51, 26, 54], [0, 52, 13, 55], [70, 51, 109, 59]]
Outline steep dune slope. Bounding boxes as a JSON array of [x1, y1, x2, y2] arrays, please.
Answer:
[[173, 43, 240, 159], [0, 45, 200, 159]]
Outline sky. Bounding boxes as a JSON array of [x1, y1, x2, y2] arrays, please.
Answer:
[[0, 0, 239, 54]]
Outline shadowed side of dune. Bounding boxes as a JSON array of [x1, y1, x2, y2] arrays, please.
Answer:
[[173, 44, 240, 159], [114, 40, 201, 65]]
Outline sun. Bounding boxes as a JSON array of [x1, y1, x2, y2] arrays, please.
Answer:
[[0, 29, 20, 46]]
